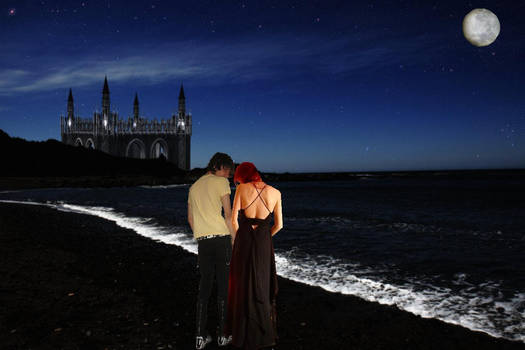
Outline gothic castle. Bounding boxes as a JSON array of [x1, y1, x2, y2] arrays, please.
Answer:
[[60, 77, 192, 170]]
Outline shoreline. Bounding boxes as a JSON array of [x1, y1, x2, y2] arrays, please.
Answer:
[[0, 202, 523, 349], [0, 175, 188, 191], [1, 168, 524, 191]]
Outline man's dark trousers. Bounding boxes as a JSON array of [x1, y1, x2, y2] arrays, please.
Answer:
[[196, 235, 232, 337]]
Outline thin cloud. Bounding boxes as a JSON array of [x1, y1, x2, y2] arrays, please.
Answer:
[[0, 36, 440, 95]]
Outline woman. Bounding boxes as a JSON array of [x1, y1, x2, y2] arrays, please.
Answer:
[[226, 162, 283, 349]]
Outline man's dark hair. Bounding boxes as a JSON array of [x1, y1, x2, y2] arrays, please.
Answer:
[[207, 152, 234, 173]]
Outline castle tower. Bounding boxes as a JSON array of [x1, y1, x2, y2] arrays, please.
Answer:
[[178, 84, 185, 117], [176, 85, 187, 133], [60, 80, 191, 170], [67, 88, 74, 126], [133, 93, 139, 121], [102, 76, 110, 122]]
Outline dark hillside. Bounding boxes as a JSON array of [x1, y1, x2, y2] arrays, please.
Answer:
[[0, 129, 186, 178]]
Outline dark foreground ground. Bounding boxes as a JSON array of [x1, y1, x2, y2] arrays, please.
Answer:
[[0, 203, 523, 350]]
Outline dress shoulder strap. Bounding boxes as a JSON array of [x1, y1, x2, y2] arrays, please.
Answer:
[[242, 184, 272, 213]]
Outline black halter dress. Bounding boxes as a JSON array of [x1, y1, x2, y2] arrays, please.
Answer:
[[226, 184, 278, 349]]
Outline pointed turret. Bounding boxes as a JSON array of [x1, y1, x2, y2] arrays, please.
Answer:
[[103, 76, 109, 93], [67, 88, 74, 120], [133, 92, 139, 120], [178, 84, 186, 117], [102, 76, 110, 118]]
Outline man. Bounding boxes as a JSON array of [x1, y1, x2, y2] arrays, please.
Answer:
[[188, 152, 235, 349]]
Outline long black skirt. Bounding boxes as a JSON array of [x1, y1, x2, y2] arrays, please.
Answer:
[[226, 210, 278, 349]]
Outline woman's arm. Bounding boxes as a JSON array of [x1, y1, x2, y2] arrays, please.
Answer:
[[231, 184, 242, 242], [270, 191, 283, 236], [187, 201, 194, 233]]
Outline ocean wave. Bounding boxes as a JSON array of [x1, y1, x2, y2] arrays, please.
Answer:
[[139, 184, 190, 189], [1, 199, 523, 343], [286, 216, 506, 238], [275, 249, 524, 342], [0, 199, 197, 254]]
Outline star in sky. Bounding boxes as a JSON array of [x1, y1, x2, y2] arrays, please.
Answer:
[[0, 1, 524, 171]]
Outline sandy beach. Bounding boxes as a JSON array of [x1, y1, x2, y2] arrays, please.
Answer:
[[0, 202, 523, 350]]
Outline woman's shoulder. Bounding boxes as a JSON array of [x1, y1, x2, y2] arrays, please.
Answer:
[[235, 183, 252, 194], [237, 183, 250, 190], [264, 184, 281, 196], [239, 181, 279, 193]]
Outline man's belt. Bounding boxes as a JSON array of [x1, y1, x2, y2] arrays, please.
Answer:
[[195, 234, 228, 241]]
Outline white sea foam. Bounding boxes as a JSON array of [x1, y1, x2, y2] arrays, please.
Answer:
[[0, 199, 197, 254], [1, 199, 523, 343], [139, 184, 190, 189], [0, 199, 45, 205], [58, 203, 198, 255], [274, 251, 525, 342]]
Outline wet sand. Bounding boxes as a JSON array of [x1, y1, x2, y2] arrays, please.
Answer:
[[0, 202, 523, 350]]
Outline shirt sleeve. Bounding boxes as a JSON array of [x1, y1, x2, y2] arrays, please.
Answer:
[[219, 178, 231, 197]]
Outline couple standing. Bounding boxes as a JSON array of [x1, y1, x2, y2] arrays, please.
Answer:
[[187, 152, 283, 350]]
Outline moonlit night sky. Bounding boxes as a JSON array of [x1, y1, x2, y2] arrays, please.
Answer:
[[1, 1, 524, 172]]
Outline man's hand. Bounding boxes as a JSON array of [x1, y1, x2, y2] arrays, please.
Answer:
[[221, 194, 235, 237]]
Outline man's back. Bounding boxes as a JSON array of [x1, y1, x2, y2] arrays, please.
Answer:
[[189, 173, 231, 238]]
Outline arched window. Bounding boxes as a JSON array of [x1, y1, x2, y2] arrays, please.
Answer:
[[150, 138, 168, 159], [85, 139, 95, 149], [126, 139, 146, 159]]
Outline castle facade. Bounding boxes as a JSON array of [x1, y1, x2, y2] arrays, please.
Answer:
[[60, 77, 192, 170]]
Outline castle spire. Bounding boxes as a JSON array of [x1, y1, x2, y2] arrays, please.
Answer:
[[133, 92, 139, 120], [102, 76, 110, 118], [178, 84, 185, 117], [179, 84, 185, 100], [103, 75, 109, 93], [67, 88, 74, 120]]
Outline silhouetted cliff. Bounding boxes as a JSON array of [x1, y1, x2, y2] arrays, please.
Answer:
[[0, 129, 186, 178]]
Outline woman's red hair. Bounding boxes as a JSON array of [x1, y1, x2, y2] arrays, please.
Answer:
[[234, 162, 262, 184]]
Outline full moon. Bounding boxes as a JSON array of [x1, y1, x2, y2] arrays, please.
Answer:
[[463, 9, 500, 47]]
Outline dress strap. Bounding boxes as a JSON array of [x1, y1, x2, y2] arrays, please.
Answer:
[[242, 184, 272, 213]]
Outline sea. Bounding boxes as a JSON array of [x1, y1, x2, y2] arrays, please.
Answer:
[[1, 175, 524, 342]]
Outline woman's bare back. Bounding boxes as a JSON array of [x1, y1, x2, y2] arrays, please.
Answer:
[[240, 182, 279, 219], [232, 182, 283, 236]]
